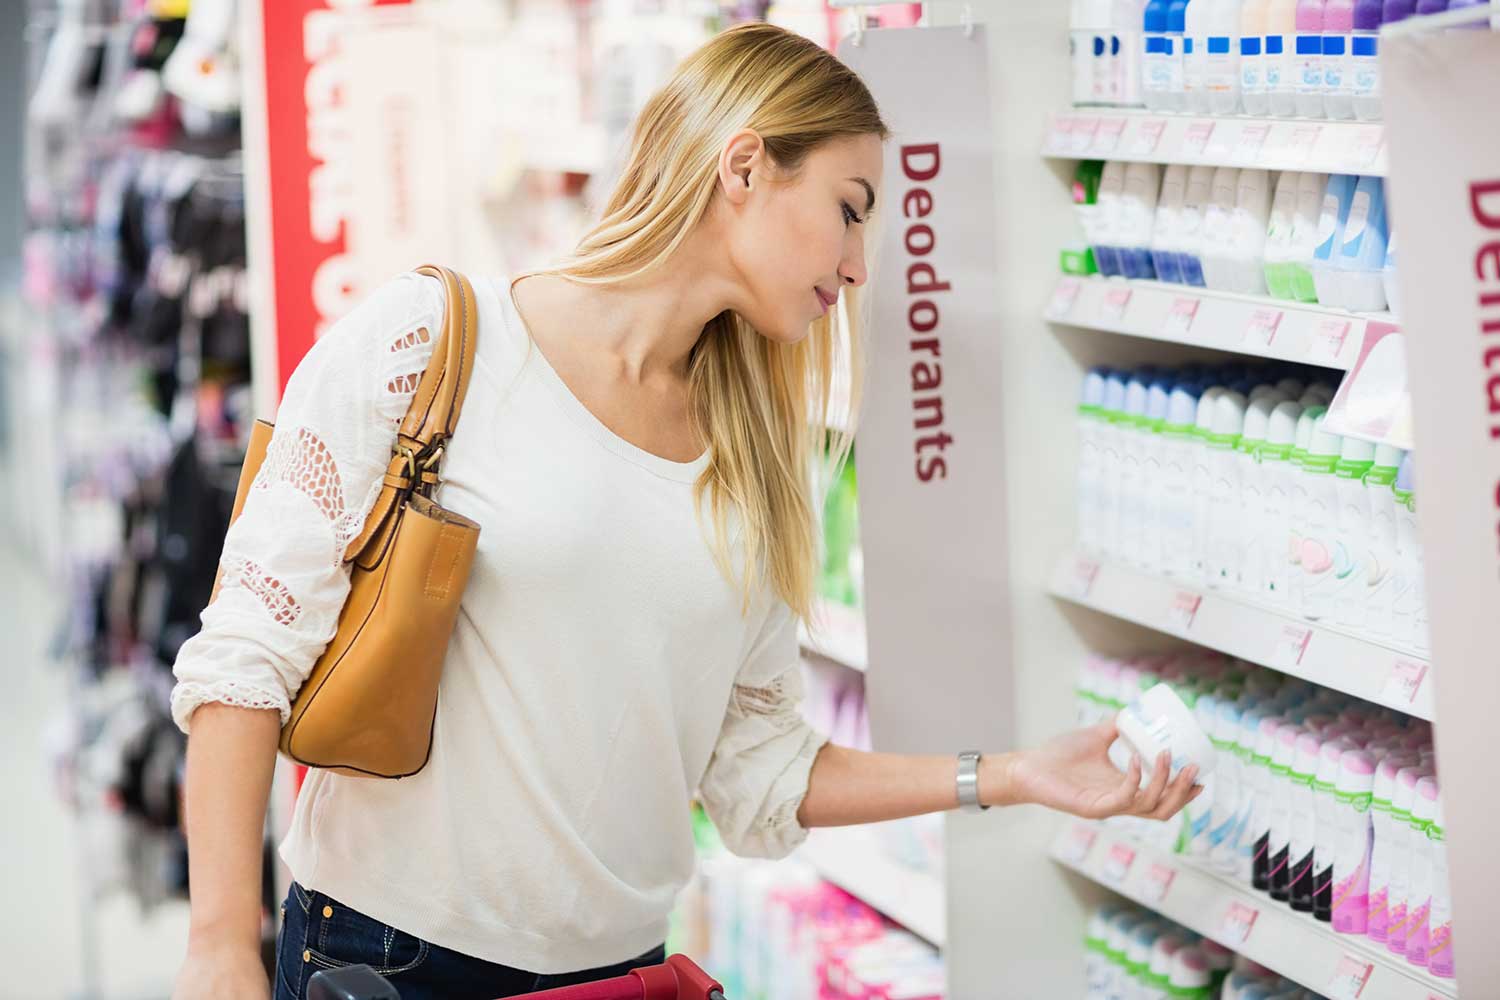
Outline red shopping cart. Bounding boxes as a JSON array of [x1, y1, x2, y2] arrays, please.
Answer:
[[306, 953, 727, 1000]]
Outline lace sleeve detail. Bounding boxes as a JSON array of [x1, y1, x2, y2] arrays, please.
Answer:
[[169, 272, 446, 733], [698, 602, 829, 859]]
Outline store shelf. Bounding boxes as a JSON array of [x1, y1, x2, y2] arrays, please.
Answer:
[[1051, 820, 1455, 1000], [800, 827, 946, 948], [1048, 552, 1435, 720], [1042, 110, 1387, 176], [799, 599, 869, 672], [1044, 275, 1390, 370]]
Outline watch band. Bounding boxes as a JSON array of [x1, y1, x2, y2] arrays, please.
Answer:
[[956, 750, 990, 813]]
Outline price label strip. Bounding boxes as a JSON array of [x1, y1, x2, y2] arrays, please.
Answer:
[[1059, 823, 1099, 864], [1070, 117, 1102, 156], [1287, 123, 1324, 164], [1141, 863, 1176, 905], [1100, 287, 1134, 325], [1131, 118, 1168, 156], [1325, 955, 1373, 1000], [1271, 624, 1313, 668], [1382, 657, 1429, 708], [1351, 127, 1383, 170], [1183, 121, 1217, 158], [1102, 842, 1137, 885], [1308, 318, 1352, 366], [1094, 117, 1127, 156], [1064, 557, 1100, 600], [1219, 901, 1259, 947], [1233, 122, 1272, 163], [1047, 277, 1083, 320], [1166, 591, 1202, 632], [1163, 297, 1201, 339], [1047, 116, 1074, 154], [1244, 308, 1284, 349]]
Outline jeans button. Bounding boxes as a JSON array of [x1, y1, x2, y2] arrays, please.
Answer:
[[323, 905, 334, 918]]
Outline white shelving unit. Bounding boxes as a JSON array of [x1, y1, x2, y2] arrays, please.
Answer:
[[1042, 110, 1388, 176], [799, 599, 869, 673], [799, 827, 946, 948], [1044, 275, 1390, 371], [1048, 552, 1436, 720], [1051, 820, 1456, 1000]]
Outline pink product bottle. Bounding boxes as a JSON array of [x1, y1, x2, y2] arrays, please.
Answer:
[[1385, 764, 1433, 957], [1405, 776, 1440, 969], [1366, 753, 1420, 941], [1330, 749, 1375, 934]]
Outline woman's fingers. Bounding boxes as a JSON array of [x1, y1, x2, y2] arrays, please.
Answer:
[[1096, 755, 1142, 818], [1150, 766, 1201, 821], [1133, 751, 1171, 815]]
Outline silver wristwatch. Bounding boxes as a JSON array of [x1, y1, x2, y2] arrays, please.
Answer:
[[956, 750, 990, 813]]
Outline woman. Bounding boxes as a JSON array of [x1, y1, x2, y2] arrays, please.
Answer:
[[171, 22, 1199, 1000]]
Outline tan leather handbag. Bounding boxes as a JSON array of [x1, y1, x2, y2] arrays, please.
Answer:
[[209, 264, 481, 778]]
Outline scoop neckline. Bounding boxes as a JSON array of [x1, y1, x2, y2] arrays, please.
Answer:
[[488, 274, 711, 483]]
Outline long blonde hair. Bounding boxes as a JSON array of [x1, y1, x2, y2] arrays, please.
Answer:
[[519, 23, 888, 621]]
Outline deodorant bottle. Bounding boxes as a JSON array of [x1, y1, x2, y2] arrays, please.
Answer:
[[1313, 737, 1359, 921], [1404, 776, 1440, 966], [1331, 749, 1376, 934], [1287, 730, 1321, 911], [1298, 416, 1343, 620], [1260, 400, 1304, 605], [1330, 435, 1376, 628]]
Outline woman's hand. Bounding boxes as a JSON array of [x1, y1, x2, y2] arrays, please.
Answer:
[[1003, 720, 1202, 821]]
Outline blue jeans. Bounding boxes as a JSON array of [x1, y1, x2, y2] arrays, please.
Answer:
[[274, 881, 667, 1000]]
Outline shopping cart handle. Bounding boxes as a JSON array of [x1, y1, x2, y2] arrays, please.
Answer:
[[307, 964, 400, 1000], [307, 954, 726, 1000]]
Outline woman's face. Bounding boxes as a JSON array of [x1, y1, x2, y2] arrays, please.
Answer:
[[717, 132, 885, 343]]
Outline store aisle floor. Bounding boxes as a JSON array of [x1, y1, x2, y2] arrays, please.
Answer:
[[0, 534, 191, 1000]]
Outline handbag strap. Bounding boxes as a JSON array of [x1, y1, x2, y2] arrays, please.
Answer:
[[342, 264, 479, 565]]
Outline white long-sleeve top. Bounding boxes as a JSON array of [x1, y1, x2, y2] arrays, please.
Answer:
[[170, 270, 827, 973]]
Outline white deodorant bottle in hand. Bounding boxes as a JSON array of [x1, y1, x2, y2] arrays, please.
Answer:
[[1108, 682, 1217, 787]]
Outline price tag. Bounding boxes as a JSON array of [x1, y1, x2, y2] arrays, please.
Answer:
[[1351, 126, 1383, 170], [1243, 308, 1284, 349], [1233, 122, 1272, 163], [1093, 117, 1127, 155], [1288, 123, 1324, 164], [1166, 591, 1202, 632], [1164, 296, 1200, 340], [1381, 658, 1429, 707], [1163, 297, 1201, 339], [1326, 955, 1374, 1000], [1060, 823, 1099, 864], [1100, 287, 1133, 325], [1271, 624, 1313, 668], [1102, 842, 1137, 884], [1141, 863, 1176, 904], [1308, 318, 1352, 366], [1070, 116, 1102, 156], [1047, 116, 1074, 154], [1219, 901, 1259, 946], [1047, 277, 1083, 319], [1064, 557, 1100, 600], [1131, 118, 1168, 156], [1183, 121, 1217, 158]]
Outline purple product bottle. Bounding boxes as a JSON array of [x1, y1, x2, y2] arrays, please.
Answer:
[[1382, 0, 1418, 22], [1351, 0, 1383, 121], [1415, 0, 1449, 12]]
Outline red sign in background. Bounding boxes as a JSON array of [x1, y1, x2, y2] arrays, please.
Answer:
[[258, 0, 410, 400]]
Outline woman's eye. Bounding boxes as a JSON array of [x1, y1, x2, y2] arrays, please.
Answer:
[[842, 202, 863, 226]]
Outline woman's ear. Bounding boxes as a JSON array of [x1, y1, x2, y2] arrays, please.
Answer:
[[718, 129, 765, 207]]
